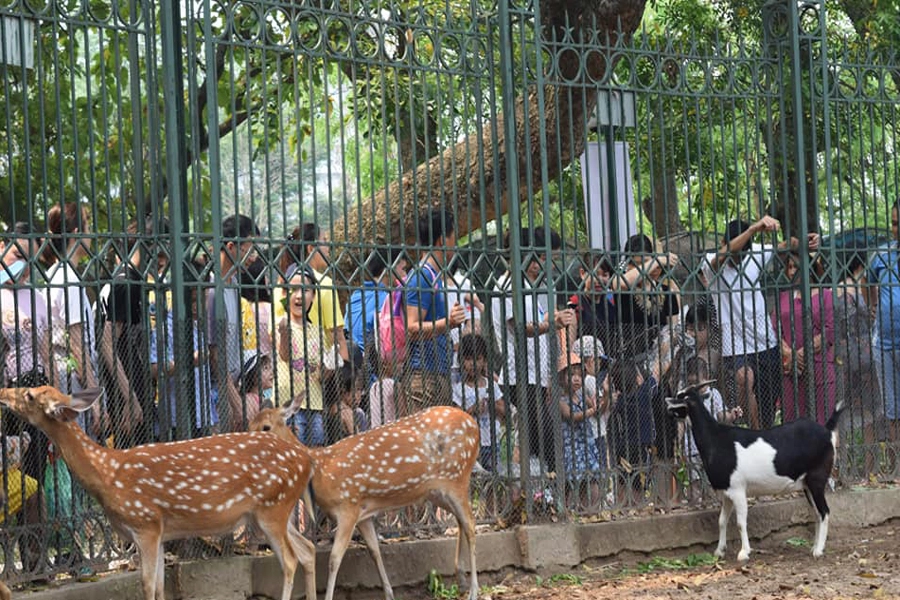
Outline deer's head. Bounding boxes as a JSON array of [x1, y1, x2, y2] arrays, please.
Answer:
[[249, 405, 298, 444], [0, 386, 103, 426], [665, 379, 717, 420]]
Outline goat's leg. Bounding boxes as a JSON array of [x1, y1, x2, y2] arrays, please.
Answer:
[[803, 488, 821, 553], [730, 491, 752, 562], [323, 516, 358, 600], [714, 494, 733, 559], [807, 486, 830, 558], [287, 523, 318, 600], [357, 518, 394, 600]]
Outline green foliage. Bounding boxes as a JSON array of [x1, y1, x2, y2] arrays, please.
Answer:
[[629, 552, 719, 573], [785, 537, 811, 548], [426, 569, 460, 600]]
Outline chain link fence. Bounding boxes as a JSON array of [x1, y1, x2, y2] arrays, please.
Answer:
[[0, 0, 898, 590]]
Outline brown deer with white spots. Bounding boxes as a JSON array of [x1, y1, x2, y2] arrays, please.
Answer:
[[0, 386, 317, 600], [250, 404, 481, 600]]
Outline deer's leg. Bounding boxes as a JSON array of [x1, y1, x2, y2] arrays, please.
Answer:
[[257, 511, 300, 600], [357, 518, 394, 600], [432, 488, 478, 600], [136, 530, 162, 600], [0, 581, 10, 600], [287, 522, 318, 600], [155, 546, 165, 600], [324, 514, 358, 600]]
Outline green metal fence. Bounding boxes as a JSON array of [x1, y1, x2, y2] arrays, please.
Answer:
[[0, 0, 898, 588]]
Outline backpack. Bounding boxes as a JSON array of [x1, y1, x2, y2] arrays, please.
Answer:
[[376, 264, 440, 366], [377, 284, 408, 366]]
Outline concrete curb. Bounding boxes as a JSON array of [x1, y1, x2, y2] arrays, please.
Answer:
[[20, 487, 900, 600]]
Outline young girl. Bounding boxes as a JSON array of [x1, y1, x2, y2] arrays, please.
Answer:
[[238, 354, 274, 423], [367, 349, 396, 428], [452, 334, 505, 470], [681, 356, 741, 502], [557, 352, 600, 508], [276, 267, 325, 446]]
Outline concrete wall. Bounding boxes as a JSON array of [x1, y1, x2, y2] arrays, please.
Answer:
[[22, 488, 900, 600]]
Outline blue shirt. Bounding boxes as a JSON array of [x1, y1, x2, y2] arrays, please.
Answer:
[[345, 281, 390, 350], [150, 311, 217, 430], [868, 242, 900, 350], [405, 264, 450, 373]]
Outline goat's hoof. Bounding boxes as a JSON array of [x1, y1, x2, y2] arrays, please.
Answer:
[[812, 548, 824, 558], [737, 550, 751, 562], [713, 548, 725, 559]]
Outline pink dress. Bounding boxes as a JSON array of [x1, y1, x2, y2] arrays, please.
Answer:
[[774, 289, 836, 424]]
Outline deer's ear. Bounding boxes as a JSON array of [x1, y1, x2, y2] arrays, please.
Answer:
[[68, 388, 104, 413], [280, 402, 300, 424]]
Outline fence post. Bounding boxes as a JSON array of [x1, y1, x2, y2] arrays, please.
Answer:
[[159, 0, 195, 440]]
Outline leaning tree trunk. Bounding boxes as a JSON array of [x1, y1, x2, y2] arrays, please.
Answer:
[[333, 0, 649, 280]]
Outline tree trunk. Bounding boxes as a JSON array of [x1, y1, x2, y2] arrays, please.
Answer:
[[332, 0, 649, 278]]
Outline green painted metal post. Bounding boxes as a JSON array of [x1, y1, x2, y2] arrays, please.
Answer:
[[497, 0, 533, 510], [159, 0, 194, 440]]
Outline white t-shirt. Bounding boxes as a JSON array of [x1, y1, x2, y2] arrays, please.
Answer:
[[684, 387, 725, 459], [46, 263, 97, 378], [583, 373, 608, 438], [493, 273, 550, 387], [451, 376, 504, 447], [368, 377, 396, 428], [702, 243, 778, 357]]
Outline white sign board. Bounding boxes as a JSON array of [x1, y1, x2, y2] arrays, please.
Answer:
[[580, 141, 637, 252]]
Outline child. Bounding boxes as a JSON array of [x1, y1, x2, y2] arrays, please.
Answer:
[[276, 267, 325, 446], [238, 354, 274, 422], [607, 359, 657, 505], [557, 352, 600, 508], [681, 356, 741, 502], [572, 335, 610, 472], [452, 334, 505, 470], [325, 364, 368, 445], [367, 348, 396, 428]]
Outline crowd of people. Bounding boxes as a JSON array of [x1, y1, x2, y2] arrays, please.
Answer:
[[1, 202, 899, 579]]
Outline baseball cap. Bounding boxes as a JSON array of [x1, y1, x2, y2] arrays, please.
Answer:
[[571, 335, 609, 361]]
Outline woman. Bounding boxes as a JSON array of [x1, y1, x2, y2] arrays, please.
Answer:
[[834, 245, 881, 475], [773, 251, 836, 425], [45, 203, 107, 435], [0, 221, 52, 578]]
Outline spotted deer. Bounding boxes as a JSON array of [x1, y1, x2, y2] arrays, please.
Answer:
[[0, 386, 317, 600], [250, 404, 481, 600]]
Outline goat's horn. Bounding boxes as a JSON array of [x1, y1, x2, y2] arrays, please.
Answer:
[[678, 379, 717, 395]]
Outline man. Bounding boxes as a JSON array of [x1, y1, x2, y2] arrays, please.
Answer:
[[207, 214, 259, 432], [492, 227, 575, 471], [98, 217, 165, 446], [400, 208, 467, 417], [868, 200, 900, 444], [701, 216, 819, 429]]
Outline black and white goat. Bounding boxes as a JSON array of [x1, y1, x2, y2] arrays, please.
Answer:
[[666, 380, 844, 562]]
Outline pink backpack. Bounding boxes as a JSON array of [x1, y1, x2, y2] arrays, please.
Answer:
[[377, 285, 407, 365], [377, 265, 440, 366]]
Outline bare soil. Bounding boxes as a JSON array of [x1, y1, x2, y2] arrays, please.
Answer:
[[402, 518, 900, 600]]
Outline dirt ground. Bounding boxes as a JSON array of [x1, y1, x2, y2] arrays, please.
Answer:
[[402, 518, 900, 600]]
